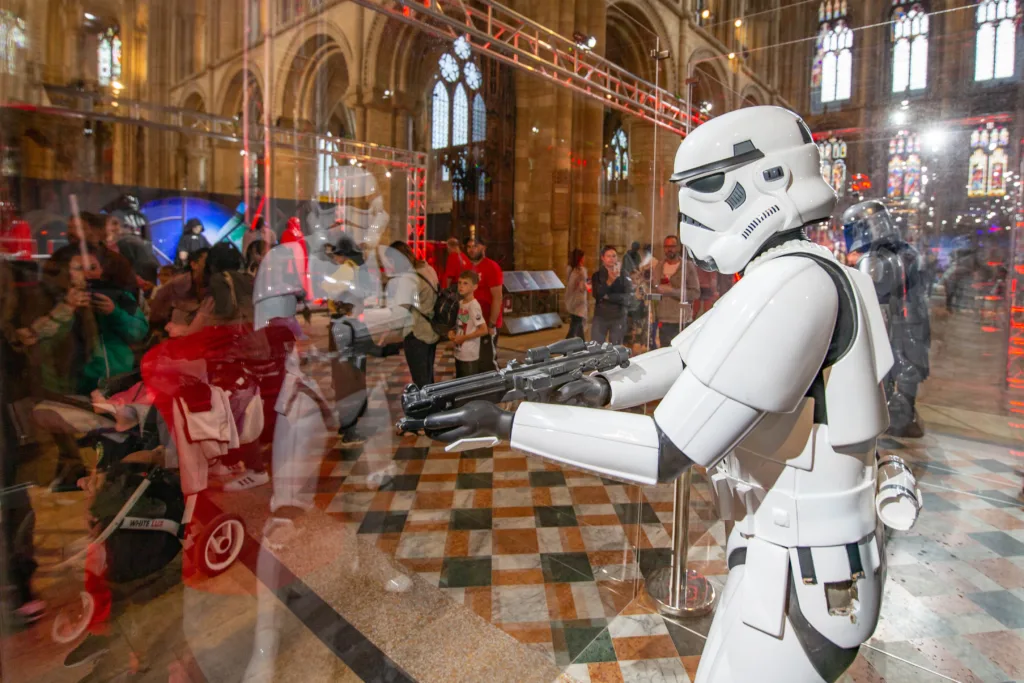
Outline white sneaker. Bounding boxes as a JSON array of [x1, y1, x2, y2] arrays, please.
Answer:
[[223, 470, 270, 492]]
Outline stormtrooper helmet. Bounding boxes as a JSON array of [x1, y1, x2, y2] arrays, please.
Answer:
[[841, 200, 901, 254], [671, 106, 836, 274]]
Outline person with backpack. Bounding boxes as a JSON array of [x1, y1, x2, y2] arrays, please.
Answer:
[[390, 241, 441, 388]]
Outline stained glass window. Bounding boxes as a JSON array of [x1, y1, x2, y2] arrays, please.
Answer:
[[97, 27, 122, 87], [969, 122, 1010, 196], [817, 137, 847, 195], [887, 131, 920, 198], [892, 3, 929, 92], [814, 2, 853, 104], [608, 128, 629, 182], [472, 94, 486, 143], [452, 84, 469, 146], [431, 43, 487, 153], [431, 82, 449, 150], [0, 10, 26, 76], [975, 0, 1019, 81]]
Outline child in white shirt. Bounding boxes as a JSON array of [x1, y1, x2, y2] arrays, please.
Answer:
[[450, 270, 489, 377]]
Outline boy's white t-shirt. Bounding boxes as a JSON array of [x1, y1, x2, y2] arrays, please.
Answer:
[[454, 298, 486, 362]]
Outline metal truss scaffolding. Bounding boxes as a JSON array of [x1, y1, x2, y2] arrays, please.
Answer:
[[347, 0, 697, 137]]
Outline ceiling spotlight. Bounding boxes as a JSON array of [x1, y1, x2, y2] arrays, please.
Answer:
[[734, 19, 743, 27], [701, 9, 710, 19], [728, 52, 736, 60], [572, 31, 597, 50], [84, 12, 97, 20], [349, 158, 358, 165], [385, 171, 392, 178]]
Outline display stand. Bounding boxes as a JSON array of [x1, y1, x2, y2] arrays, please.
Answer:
[[644, 469, 716, 617], [502, 271, 565, 335]]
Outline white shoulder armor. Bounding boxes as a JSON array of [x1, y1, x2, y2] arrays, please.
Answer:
[[681, 256, 838, 413]]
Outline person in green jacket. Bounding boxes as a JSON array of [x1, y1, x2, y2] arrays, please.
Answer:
[[26, 247, 149, 490]]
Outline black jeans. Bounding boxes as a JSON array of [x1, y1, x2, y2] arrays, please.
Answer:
[[405, 333, 438, 387], [455, 360, 480, 378], [479, 331, 498, 372], [566, 315, 586, 340]]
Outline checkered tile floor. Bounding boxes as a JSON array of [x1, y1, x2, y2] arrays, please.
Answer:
[[307, 341, 1024, 682]]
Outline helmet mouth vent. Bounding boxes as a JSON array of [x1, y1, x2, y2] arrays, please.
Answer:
[[679, 212, 712, 231], [741, 205, 780, 240]]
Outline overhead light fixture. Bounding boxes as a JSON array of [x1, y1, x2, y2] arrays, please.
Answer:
[[349, 158, 358, 165], [84, 12, 97, 20], [572, 31, 597, 51], [111, 80, 124, 91], [734, 19, 743, 27], [701, 9, 710, 18], [728, 52, 736, 60], [385, 171, 392, 178], [891, 110, 907, 125]]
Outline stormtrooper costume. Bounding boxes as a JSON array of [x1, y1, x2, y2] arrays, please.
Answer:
[[423, 107, 914, 682], [842, 200, 931, 438]]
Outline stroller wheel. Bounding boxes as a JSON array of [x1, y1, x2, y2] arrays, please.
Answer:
[[198, 514, 246, 576], [52, 591, 95, 644]]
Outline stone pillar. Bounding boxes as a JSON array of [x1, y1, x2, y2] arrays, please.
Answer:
[[629, 122, 683, 256]]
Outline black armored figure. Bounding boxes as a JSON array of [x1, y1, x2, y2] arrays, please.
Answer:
[[842, 200, 931, 438]]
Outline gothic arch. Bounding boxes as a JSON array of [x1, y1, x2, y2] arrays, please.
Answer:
[[177, 83, 208, 112], [216, 65, 265, 118], [687, 49, 730, 116], [740, 84, 768, 108], [273, 17, 354, 117], [606, 0, 677, 86], [277, 33, 353, 135]]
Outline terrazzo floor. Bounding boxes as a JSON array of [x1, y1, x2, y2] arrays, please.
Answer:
[[5, 307, 1024, 683]]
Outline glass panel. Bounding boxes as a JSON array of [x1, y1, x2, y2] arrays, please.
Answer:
[[2, 4, 1022, 683]]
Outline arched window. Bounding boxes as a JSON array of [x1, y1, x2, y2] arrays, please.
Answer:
[[97, 26, 122, 87], [887, 131, 921, 199], [892, 2, 929, 92], [0, 10, 26, 76], [975, 0, 1019, 81], [472, 94, 486, 143], [817, 137, 848, 195], [431, 82, 449, 150], [813, 1, 853, 104], [452, 84, 469, 146], [429, 36, 487, 151], [317, 134, 339, 198], [968, 123, 1010, 197], [607, 127, 629, 183]]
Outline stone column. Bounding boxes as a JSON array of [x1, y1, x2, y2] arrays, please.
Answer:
[[629, 121, 683, 256]]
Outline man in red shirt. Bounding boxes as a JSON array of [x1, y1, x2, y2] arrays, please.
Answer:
[[441, 237, 472, 289], [465, 236, 503, 371]]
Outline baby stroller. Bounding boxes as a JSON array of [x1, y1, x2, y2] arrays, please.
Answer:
[[51, 391, 247, 646]]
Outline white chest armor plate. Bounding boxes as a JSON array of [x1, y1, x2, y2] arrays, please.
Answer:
[[699, 245, 893, 549]]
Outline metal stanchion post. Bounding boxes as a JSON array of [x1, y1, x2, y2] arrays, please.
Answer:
[[644, 469, 716, 617]]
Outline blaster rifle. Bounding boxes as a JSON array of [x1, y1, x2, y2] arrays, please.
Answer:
[[397, 338, 629, 433]]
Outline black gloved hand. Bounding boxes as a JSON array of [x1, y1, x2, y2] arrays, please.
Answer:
[[554, 375, 611, 408], [423, 401, 514, 443]]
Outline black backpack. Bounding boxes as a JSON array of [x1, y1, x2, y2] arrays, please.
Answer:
[[415, 272, 461, 336]]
